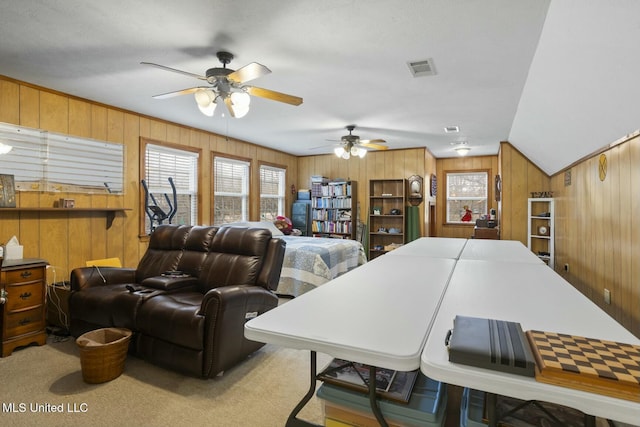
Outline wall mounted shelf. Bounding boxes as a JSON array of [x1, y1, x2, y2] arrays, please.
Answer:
[[0, 208, 131, 229]]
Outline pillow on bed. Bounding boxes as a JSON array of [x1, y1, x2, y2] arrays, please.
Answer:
[[223, 221, 284, 236]]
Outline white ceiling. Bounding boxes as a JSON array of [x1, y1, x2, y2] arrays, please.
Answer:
[[1, 0, 638, 175]]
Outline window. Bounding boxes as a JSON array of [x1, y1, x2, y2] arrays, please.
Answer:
[[259, 164, 286, 221], [213, 156, 250, 225], [0, 122, 124, 193], [446, 171, 488, 224], [144, 143, 199, 233]]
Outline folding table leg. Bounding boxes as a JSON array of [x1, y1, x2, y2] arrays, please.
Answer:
[[285, 352, 390, 427], [286, 351, 321, 427], [486, 392, 498, 427], [368, 365, 389, 427]]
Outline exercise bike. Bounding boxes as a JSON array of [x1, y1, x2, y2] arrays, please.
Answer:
[[141, 177, 177, 233]]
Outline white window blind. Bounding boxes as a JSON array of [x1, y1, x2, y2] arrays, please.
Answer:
[[213, 157, 249, 225], [145, 144, 198, 231], [259, 165, 285, 221], [0, 122, 124, 193]]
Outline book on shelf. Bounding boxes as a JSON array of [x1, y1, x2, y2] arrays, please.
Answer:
[[317, 358, 419, 403]]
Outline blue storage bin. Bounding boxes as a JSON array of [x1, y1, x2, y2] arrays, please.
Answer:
[[317, 373, 447, 427], [461, 388, 587, 427]]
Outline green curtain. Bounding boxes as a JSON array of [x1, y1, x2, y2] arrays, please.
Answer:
[[405, 206, 420, 243]]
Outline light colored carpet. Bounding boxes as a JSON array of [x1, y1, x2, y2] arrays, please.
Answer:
[[0, 335, 331, 427]]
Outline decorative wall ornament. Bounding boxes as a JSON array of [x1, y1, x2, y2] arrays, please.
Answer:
[[494, 175, 502, 202], [530, 191, 553, 198], [407, 175, 423, 206], [564, 170, 572, 186], [598, 154, 607, 181], [0, 174, 16, 208], [429, 174, 437, 197]]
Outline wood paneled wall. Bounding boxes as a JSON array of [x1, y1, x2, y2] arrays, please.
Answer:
[[498, 143, 551, 244], [297, 148, 436, 236], [2, 76, 636, 337], [435, 155, 499, 238], [0, 76, 298, 281], [551, 134, 640, 337]]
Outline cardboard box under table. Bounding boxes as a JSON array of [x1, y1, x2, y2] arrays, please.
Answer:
[[316, 373, 447, 427]]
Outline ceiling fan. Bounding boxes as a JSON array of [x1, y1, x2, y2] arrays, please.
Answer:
[[333, 125, 388, 159], [141, 51, 303, 118]]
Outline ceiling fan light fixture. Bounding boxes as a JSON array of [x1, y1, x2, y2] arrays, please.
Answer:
[[334, 146, 345, 158], [230, 91, 251, 118], [358, 148, 367, 158], [342, 151, 351, 159], [231, 91, 250, 107], [194, 89, 217, 117]]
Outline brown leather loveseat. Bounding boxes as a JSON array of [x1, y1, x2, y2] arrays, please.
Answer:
[[68, 224, 286, 378]]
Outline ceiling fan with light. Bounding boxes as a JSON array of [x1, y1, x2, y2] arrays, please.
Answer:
[[332, 125, 388, 159], [141, 51, 303, 118]]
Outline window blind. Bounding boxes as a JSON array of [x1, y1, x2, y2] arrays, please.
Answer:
[[0, 122, 124, 193], [213, 156, 249, 225], [144, 144, 198, 230], [145, 144, 198, 194], [259, 165, 285, 220]]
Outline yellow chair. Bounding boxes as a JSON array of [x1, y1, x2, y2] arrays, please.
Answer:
[[85, 258, 122, 268]]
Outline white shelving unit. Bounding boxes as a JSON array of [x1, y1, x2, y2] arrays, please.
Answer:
[[527, 197, 554, 268]]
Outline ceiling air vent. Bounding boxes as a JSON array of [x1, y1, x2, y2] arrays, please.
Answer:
[[407, 58, 436, 77]]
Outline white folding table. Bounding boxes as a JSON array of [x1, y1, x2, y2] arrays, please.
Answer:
[[384, 236, 468, 259], [245, 254, 458, 426], [420, 259, 640, 426], [459, 238, 544, 263]]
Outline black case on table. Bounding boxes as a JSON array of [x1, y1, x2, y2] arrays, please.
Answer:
[[447, 315, 536, 377]]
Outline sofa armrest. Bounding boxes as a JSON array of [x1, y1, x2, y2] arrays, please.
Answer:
[[200, 284, 276, 315], [140, 275, 198, 291], [258, 237, 287, 291], [198, 285, 279, 376], [70, 266, 136, 291]]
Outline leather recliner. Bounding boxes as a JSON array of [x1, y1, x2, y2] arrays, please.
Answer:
[[69, 225, 286, 378]]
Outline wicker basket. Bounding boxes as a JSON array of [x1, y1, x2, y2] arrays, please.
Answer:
[[76, 328, 132, 384]]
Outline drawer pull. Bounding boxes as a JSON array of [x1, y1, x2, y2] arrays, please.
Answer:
[[21, 271, 33, 279], [19, 292, 32, 300], [19, 318, 32, 326]]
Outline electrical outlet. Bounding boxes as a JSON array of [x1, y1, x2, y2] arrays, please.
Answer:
[[604, 288, 611, 305], [564, 263, 569, 272]]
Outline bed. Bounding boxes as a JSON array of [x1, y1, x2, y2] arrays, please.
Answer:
[[276, 235, 367, 297], [222, 222, 367, 297]]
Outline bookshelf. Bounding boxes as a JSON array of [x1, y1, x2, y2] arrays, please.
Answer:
[[310, 181, 357, 239], [369, 179, 406, 259]]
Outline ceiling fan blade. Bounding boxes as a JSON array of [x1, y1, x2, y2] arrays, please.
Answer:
[[228, 62, 271, 84], [360, 142, 389, 150], [141, 62, 206, 81], [152, 87, 205, 99], [246, 86, 303, 106], [360, 138, 386, 144], [224, 97, 236, 118]]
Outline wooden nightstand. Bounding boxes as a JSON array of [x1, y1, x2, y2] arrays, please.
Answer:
[[473, 226, 500, 240], [1, 258, 48, 357]]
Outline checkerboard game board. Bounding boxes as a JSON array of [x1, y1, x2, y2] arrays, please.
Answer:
[[526, 330, 640, 402]]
